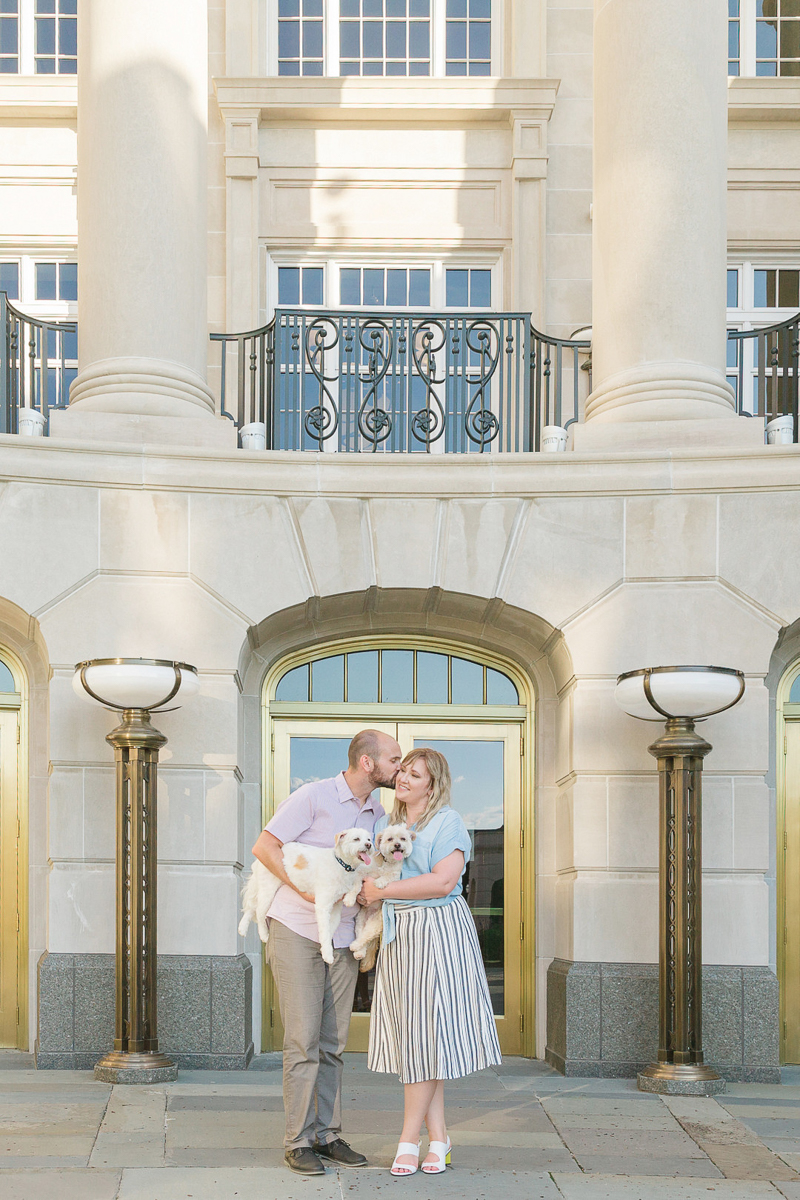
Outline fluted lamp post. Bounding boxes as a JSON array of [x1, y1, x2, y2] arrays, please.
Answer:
[[614, 666, 745, 1096], [73, 659, 199, 1083]]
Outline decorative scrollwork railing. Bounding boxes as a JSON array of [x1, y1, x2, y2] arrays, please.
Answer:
[[0, 291, 78, 434], [211, 309, 592, 453], [728, 312, 800, 440]]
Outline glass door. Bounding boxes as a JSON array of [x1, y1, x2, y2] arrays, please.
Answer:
[[266, 718, 524, 1055], [0, 709, 21, 1047]]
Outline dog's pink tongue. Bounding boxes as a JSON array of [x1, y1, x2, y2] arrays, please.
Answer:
[[359, 852, 371, 865], [393, 850, 404, 861]]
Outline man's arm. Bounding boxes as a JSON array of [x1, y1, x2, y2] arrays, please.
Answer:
[[252, 829, 315, 905]]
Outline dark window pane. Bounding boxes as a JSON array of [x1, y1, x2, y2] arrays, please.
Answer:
[[386, 20, 406, 56], [727, 334, 738, 369], [784, 0, 800, 15], [470, 0, 490, 14], [409, 268, 430, 306], [61, 0, 77, 12], [727, 268, 739, 308], [61, 327, 77, 359], [387, 0, 406, 14], [364, 0, 383, 13], [59, 262, 77, 301], [279, 0, 300, 13], [35, 262, 57, 300], [36, 0, 55, 10], [0, 0, 18, 13], [754, 268, 776, 306], [276, 663, 309, 701], [416, 652, 448, 703], [386, 59, 406, 73], [59, 16, 76, 54], [728, 61, 740, 75], [447, 0, 467, 14], [486, 668, 518, 705], [791, 674, 800, 702], [304, 19, 323, 57], [304, 0, 323, 14], [0, 660, 14, 691], [451, 656, 483, 704], [409, 58, 430, 74], [470, 60, 491, 74], [304, 60, 324, 74], [312, 655, 345, 702], [781, 20, 800, 58], [363, 268, 384, 305], [446, 268, 468, 307], [470, 269, 491, 307], [279, 20, 301, 58], [363, 60, 383, 73], [386, 268, 407, 306], [279, 267, 301, 305], [729, 21, 740, 57], [756, 59, 778, 74], [363, 19, 383, 57], [290, 737, 351, 790], [779, 269, 800, 308], [782, 58, 800, 74], [279, 60, 301, 75], [58, 56, 76, 73], [0, 18, 17, 53], [381, 650, 413, 702], [340, 22, 361, 58], [409, 19, 429, 57], [410, 0, 429, 13], [757, 19, 778, 56], [347, 651, 379, 702], [340, 268, 361, 305], [0, 262, 18, 298], [303, 266, 324, 305], [341, 0, 360, 14], [729, 0, 740, 13], [0, 57, 17, 71], [35, 56, 56, 72], [446, 19, 467, 57], [446, 58, 467, 74], [36, 15, 55, 53], [469, 20, 490, 59]]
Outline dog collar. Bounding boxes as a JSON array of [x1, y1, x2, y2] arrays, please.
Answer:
[[335, 854, 355, 873]]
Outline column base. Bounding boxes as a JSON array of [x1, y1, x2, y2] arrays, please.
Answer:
[[638, 1064, 726, 1096], [49, 409, 238, 449], [572, 416, 764, 453], [584, 362, 737, 425], [68, 356, 217, 418], [94, 1050, 178, 1084]]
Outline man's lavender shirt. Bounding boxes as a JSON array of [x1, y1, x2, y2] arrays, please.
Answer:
[[264, 771, 385, 948]]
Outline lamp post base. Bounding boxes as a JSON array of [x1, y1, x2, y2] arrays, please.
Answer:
[[94, 1051, 178, 1084], [637, 1063, 726, 1095]]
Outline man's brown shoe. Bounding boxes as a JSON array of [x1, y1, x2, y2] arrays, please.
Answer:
[[312, 1137, 368, 1167], [285, 1147, 326, 1175]]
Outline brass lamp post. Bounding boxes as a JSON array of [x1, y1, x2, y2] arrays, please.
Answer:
[[73, 658, 199, 1084], [615, 665, 745, 1096]]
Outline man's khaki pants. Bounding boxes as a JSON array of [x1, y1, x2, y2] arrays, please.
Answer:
[[267, 919, 359, 1150]]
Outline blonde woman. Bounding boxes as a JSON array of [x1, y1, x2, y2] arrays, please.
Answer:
[[359, 747, 501, 1176]]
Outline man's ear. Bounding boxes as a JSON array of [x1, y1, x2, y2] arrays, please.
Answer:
[[360, 755, 374, 774]]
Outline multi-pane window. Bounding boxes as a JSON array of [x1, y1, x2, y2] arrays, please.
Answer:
[[340, 266, 431, 305], [729, 0, 741, 74], [756, 0, 800, 76], [35, 260, 77, 301], [340, 0, 431, 77], [0, 262, 19, 298], [445, 267, 490, 307], [278, 265, 324, 305], [278, 0, 324, 76], [445, 0, 490, 75], [727, 262, 800, 409], [0, 1, 18, 73], [35, 0, 76, 75], [754, 268, 800, 308]]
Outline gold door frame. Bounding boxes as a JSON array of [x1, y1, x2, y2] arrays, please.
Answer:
[[0, 647, 27, 1050], [778, 663, 800, 1061], [260, 635, 535, 1057]]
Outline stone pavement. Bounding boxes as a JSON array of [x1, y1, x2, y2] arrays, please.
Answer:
[[4, 1052, 800, 1200]]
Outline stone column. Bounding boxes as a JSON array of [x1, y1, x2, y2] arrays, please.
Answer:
[[62, 0, 223, 435], [584, 0, 736, 426]]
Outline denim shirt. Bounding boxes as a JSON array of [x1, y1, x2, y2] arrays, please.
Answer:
[[375, 807, 471, 944]]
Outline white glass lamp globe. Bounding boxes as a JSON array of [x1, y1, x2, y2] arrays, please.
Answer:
[[614, 666, 745, 722], [72, 659, 199, 711]]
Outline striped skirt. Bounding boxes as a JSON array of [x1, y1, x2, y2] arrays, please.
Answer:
[[367, 896, 502, 1084]]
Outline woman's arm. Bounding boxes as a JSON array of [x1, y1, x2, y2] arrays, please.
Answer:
[[360, 849, 464, 904]]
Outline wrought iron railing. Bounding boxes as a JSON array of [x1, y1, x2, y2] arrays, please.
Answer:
[[0, 291, 77, 434], [728, 312, 800, 440], [211, 309, 591, 453]]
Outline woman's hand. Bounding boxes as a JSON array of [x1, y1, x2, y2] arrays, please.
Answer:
[[359, 878, 384, 905]]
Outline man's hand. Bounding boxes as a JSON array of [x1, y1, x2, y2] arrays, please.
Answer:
[[251, 829, 315, 904], [360, 878, 383, 905]]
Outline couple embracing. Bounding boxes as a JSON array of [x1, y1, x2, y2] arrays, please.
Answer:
[[250, 728, 501, 1177]]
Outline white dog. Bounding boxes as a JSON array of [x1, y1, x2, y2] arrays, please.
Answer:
[[349, 823, 415, 972], [238, 828, 374, 965]]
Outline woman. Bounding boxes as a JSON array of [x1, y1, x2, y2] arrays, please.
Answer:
[[361, 747, 501, 1176]]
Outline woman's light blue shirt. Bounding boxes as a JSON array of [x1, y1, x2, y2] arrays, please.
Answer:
[[375, 807, 472, 944]]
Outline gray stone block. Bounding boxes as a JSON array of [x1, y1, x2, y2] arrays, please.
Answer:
[[743, 967, 780, 1067], [600, 963, 658, 1063], [210, 954, 253, 1056], [158, 958, 211, 1055], [73, 958, 115, 1052], [565, 960, 601, 1061], [36, 952, 74, 1052], [545, 959, 568, 1063]]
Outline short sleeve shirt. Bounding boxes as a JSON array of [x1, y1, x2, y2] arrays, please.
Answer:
[[265, 772, 385, 947], [375, 807, 471, 898]]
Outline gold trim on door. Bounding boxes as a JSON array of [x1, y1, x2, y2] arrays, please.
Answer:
[[780, 706, 800, 1061], [0, 706, 23, 1048]]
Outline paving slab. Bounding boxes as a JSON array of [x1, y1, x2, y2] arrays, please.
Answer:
[[775, 1185, 800, 1199], [766, 1138, 800, 1153], [0, 1104, 105, 1136], [555, 1129, 708, 1159], [569, 1156, 723, 1178], [697, 1141, 799, 1180], [743, 1119, 800, 1138], [165, 1109, 285, 1149], [117, 1166, 341, 1200], [0, 1169, 121, 1200], [165, 1148, 288, 1167], [332, 1167, 564, 1198], [167, 1094, 285, 1112], [552, 1176, 780, 1198], [0, 1134, 96, 1157], [543, 1098, 668, 1116], [547, 1112, 678, 1131], [90, 1130, 166, 1168]]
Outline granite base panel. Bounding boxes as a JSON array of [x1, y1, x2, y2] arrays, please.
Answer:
[[546, 959, 780, 1083], [35, 952, 254, 1071]]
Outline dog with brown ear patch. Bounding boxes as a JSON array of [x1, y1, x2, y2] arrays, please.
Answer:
[[349, 823, 415, 972], [239, 828, 374, 964]]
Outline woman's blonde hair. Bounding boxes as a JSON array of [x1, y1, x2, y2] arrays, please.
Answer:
[[390, 747, 451, 832]]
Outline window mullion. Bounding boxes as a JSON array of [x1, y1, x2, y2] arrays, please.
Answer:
[[432, 0, 445, 76], [740, 0, 757, 77], [327, 0, 339, 76]]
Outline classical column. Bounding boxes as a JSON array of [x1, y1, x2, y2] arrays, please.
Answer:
[[66, 0, 216, 422], [585, 0, 735, 424]]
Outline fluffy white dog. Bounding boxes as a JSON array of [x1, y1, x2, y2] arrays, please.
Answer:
[[238, 827, 374, 965], [349, 823, 415, 972]]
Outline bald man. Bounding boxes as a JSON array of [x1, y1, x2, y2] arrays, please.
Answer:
[[251, 729, 402, 1176]]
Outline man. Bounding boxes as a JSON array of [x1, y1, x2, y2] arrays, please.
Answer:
[[251, 728, 403, 1176]]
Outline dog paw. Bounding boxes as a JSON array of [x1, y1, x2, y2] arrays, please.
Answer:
[[350, 946, 365, 959]]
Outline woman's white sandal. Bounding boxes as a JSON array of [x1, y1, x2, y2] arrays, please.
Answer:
[[391, 1142, 420, 1177], [421, 1138, 451, 1174]]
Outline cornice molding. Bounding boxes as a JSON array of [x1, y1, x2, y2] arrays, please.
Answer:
[[728, 77, 800, 123], [0, 76, 76, 119]]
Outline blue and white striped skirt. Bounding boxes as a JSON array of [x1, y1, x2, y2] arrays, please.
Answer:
[[367, 896, 502, 1083]]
